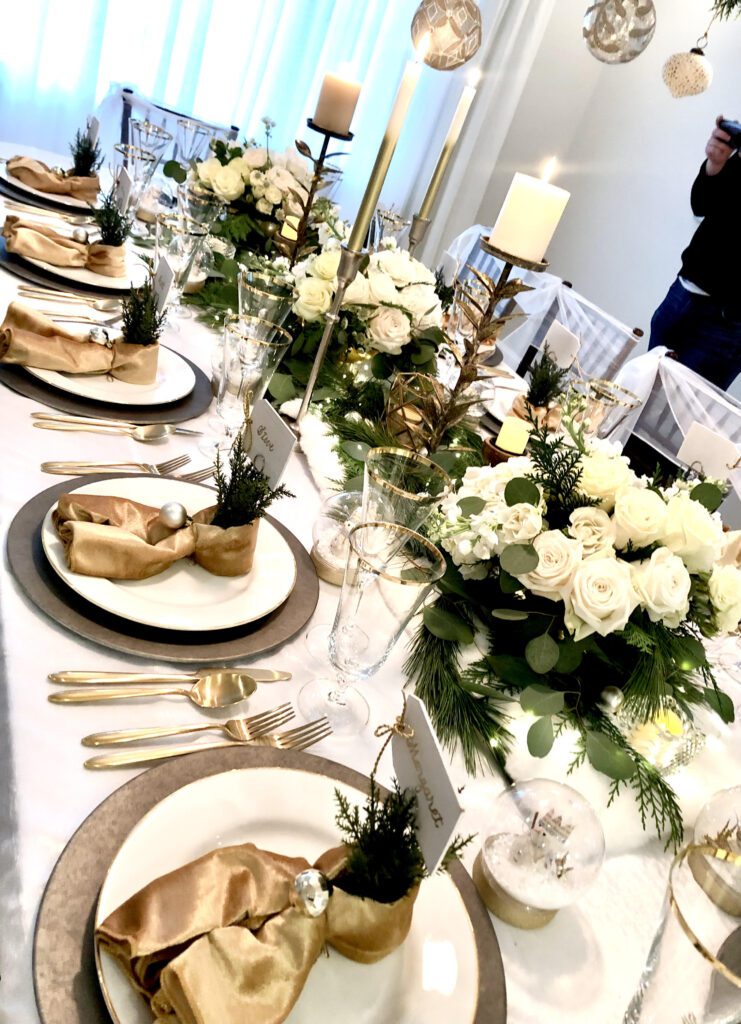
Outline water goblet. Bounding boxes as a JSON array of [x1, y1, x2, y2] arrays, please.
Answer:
[[155, 214, 209, 318], [112, 143, 157, 213], [362, 447, 451, 533], [177, 181, 225, 228], [238, 268, 293, 325], [175, 117, 214, 163]]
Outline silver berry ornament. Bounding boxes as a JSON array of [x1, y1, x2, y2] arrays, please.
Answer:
[[159, 501, 189, 530], [293, 869, 332, 918], [71, 226, 89, 244], [598, 686, 625, 713], [87, 326, 111, 346]]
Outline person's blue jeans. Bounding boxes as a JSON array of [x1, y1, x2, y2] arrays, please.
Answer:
[[649, 278, 741, 390]]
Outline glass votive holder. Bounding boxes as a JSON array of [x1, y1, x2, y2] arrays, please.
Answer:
[[310, 491, 363, 584], [473, 779, 605, 929], [615, 697, 705, 776]]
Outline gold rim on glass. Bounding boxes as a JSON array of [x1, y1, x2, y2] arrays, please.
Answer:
[[347, 520, 446, 586], [157, 214, 209, 238], [365, 446, 451, 502], [239, 279, 292, 302], [224, 313, 292, 348], [113, 143, 157, 166], [176, 117, 212, 137], [130, 119, 173, 143]]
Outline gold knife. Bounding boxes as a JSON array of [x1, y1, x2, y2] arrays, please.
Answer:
[[49, 668, 292, 685]]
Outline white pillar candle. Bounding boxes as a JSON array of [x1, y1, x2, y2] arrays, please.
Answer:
[[418, 81, 477, 220], [280, 214, 300, 242], [313, 71, 362, 136], [496, 416, 532, 455], [489, 167, 570, 264], [542, 320, 580, 369]]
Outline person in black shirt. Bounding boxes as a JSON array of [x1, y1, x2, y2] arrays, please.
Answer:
[[648, 116, 741, 390]]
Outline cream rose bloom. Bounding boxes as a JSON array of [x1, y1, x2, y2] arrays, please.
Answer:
[[372, 248, 436, 286], [196, 157, 222, 187], [613, 486, 668, 549], [310, 249, 342, 281], [367, 307, 411, 355], [568, 507, 617, 558], [661, 493, 724, 572], [242, 146, 268, 168], [342, 272, 371, 306], [264, 184, 283, 205], [579, 451, 635, 510], [266, 164, 299, 193], [292, 277, 333, 321], [564, 557, 639, 641], [499, 504, 543, 546], [366, 269, 400, 306], [211, 164, 245, 202], [631, 547, 691, 628], [517, 530, 583, 601], [709, 564, 741, 632], [228, 156, 251, 180], [399, 283, 442, 329]]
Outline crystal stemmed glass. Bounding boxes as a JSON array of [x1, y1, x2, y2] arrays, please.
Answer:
[[238, 268, 293, 325], [177, 181, 225, 228], [128, 119, 173, 174], [155, 214, 209, 318], [112, 143, 157, 213], [298, 521, 446, 735], [175, 117, 214, 163]]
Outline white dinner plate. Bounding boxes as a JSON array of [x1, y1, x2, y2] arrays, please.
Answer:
[[41, 476, 297, 632], [1, 159, 100, 210], [13, 243, 146, 291], [26, 343, 196, 406], [95, 767, 481, 1024]]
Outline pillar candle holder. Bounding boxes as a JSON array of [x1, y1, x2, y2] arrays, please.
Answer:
[[407, 213, 431, 258]]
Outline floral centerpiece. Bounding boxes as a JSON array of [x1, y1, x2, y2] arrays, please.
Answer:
[[407, 422, 738, 847]]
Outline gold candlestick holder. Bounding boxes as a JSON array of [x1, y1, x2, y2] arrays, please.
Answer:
[[407, 213, 431, 258]]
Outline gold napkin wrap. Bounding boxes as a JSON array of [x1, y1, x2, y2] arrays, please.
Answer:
[[0, 302, 158, 384], [53, 495, 258, 579], [6, 155, 100, 203], [96, 842, 418, 1024], [510, 393, 562, 431], [2, 217, 126, 278]]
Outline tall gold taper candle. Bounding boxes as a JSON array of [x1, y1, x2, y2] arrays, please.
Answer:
[[347, 35, 429, 252], [418, 79, 477, 220]]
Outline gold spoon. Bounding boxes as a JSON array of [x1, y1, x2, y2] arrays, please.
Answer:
[[48, 671, 257, 707], [33, 421, 179, 443]]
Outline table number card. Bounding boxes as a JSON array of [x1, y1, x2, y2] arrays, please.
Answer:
[[86, 116, 100, 147], [678, 422, 740, 480], [392, 695, 464, 873], [115, 166, 132, 214], [152, 257, 175, 314], [246, 399, 296, 487]]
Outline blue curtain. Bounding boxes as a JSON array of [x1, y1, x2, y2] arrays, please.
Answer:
[[0, 0, 482, 215]]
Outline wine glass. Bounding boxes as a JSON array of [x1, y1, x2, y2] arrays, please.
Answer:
[[155, 214, 209, 318], [238, 268, 293, 325], [112, 143, 157, 212], [175, 117, 214, 163], [298, 521, 446, 735], [362, 447, 451, 533], [177, 181, 225, 228]]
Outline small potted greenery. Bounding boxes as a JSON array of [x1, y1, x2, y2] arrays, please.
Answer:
[[192, 435, 293, 576], [511, 343, 567, 429], [112, 278, 167, 384], [69, 128, 103, 181], [88, 189, 131, 278]]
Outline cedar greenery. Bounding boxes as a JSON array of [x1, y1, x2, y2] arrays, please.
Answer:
[[525, 344, 568, 407], [526, 422, 598, 529], [120, 278, 166, 346], [92, 189, 131, 247], [212, 434, 293, 529], [69, 129, 102, 178], [711, 0, 741, 19]]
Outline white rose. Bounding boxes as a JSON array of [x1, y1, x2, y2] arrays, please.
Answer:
[[280, 148, 312, 186], [228, 156, 251, 180], [310, 249, 341, 281], [517, 530, 583, 601], [367, 306, 411, 355], [564, 557, 639, 641], [250, 170, 266, 188], [579, 451, 635, 510], [255, 196, 273, 214], [499, 503, 543, 546], [264, 184, 283, 205], [366, 268, 401, 306], [719, 530, 741, 566], [196, 157, 221, 187], [631, 547, 691, 628], [242, 146, 268, 168], [371, 248, 419, 286], [266, 164, 299, 193], [613, 486, 668, 549], [342, 273, 371, 306], [292, 277, 333, 321], [398, 283, 442, 329], [211, 164, 245, 202], [661, 493, 724, 572], [568, 507, 617, 558], [709, 564, 741, 633]]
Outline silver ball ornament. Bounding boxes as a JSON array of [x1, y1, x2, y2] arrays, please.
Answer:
[[293, 869, 331, 918], [71, 226, 89, 244], [598, 686, 625, 714], [87, 326, 111, 347], [51, 165, 65, 177], [159, 501, 189, 530]]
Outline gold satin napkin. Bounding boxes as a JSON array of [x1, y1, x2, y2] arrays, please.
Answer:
[[7, 155, 100, 203], [0, 302, 159, 384], [2, 216, 126, 279], [97, 842, 418, 1024]]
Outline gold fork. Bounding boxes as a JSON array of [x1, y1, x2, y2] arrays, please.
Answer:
[[41, 454, 191, 476], [81, 702, 295, 747], [84, 717, 332, 769]]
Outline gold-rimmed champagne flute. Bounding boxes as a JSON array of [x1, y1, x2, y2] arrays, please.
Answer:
[[112, 144, 157, 212], [175, 117, 214, 164], [237, 268, 293, 325], [362, 447, 451, 533], [177, 181, 225, 227]]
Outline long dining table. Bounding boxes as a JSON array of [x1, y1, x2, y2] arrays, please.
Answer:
[[2, 141, 741, 1024]]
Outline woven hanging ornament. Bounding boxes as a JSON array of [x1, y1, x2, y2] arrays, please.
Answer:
[[411, 0, 482, 71], [583, 0, 656, 64]]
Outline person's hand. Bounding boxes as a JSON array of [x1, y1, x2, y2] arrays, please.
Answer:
[[706, 115, 734, 175]]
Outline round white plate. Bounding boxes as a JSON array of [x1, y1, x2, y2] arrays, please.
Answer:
[[26, 343, 196, 406], [41, 476, 297, 632], [15, 243, 146, 291], [95, 767, 480, 1024], [2, 160, 100, 209]]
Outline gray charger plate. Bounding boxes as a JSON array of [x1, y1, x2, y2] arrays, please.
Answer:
[[33, 746, 507, 1024], [6, 475, 319, 663], [0, 350, 212, 423]]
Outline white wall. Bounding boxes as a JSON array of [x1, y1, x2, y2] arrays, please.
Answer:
[[476, 0, 741, 335]]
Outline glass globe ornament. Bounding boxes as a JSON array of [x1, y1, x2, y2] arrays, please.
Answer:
[[411, 0, 482, 71], [583, 0, 656, 65], [473, 780, 605, 929], [691, 785, 741, 917]]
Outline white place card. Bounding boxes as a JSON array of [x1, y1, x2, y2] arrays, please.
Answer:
[[392, 695, 464, 874], [115, 165, 132, 214], [87, 116, 100, 147], [678, 422, 740, 480], [542, 319, 580, 369], [247, 398, 296, 487], [152, 257, 175, 314]]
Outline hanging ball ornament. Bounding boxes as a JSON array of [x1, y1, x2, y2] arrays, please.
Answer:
[[159, 501, 189, 530], [598, 686, 626, 714], [662, 47, 714, 98], [293, 869, 332, 918], [583, 0, 656, 65], [411, 0, 482, 71]]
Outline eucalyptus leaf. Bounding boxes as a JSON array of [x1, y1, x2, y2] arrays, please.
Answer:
[[527, 716, 555, 757], [690, 482, 724, 513], [371, 353, 392, 379], [163, 160, 187, 183], [555, 639, 584, 674], [504, 477, 541, 508], [520, 683, 565, 716], [344, 474, 364, 492], [491, 608, 528, 621], [676, 635, 707, 671], [499, 569, 523, 594], [525, 633, 560, 674], [423, 605, 474, 644], [487, 654, 541, 688], [438, 560, 469, 598], [428, 450, 460, 474], [585, 731, 637, 780], [704, 688, 735, 724], [458, 496, 486, 517], [411, 344, 436, 366], [267, 373, 297, 404], [500, 544, 539, 576], [341, 441, 370, 462]]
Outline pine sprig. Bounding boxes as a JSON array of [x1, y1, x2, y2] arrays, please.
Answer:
[[212, 434, 293, 528], [712, 0, 741, 19], [526, 344, 568, 407], [527, 423, 598, 528], [69, 129, 102, 177], [120, 278, 167, 346], [92, 189, 131, 246]]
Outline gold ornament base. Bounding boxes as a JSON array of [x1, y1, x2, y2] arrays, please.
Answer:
[[473, 851, 557, 930], [688, 848, 741, 917], [310, 545, 344, 586]]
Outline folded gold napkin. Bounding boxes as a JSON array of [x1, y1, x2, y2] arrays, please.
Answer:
[[7, 155, 100, 203], [0, 302, 158, 384], [2, 216, 126, 279], [97, 842, 418, 1024], [53, 496, 259, 579]]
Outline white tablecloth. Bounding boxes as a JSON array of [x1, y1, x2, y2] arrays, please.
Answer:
[[2, 143, 741, 1024]]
